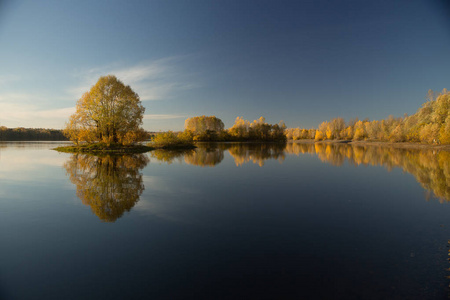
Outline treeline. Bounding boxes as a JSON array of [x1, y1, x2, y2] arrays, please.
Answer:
[[174, 115, 286, 142], [287, 89, 450, 144], [0, 126, 68, 141]]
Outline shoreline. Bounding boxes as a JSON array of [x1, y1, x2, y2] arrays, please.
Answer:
[[290, 139, 450, 151]]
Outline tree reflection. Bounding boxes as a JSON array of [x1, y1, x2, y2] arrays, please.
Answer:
[[149, 141, 449, 202], [150, 149, 195, 165], [64, 154, 149, 222], [150, 144, 224, 167], [184, 144, 224, 167], [285, 142, 450, 202], [150, 143, 285, 167], [227, 143, 285, 166]]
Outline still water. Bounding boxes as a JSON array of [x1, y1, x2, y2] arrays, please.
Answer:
[[0, 141, 449, 299]]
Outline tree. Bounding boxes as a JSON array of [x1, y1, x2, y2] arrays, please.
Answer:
[[184, 115, 224, 134], [64, 75, 146, 145], [353, 120, 367, 140], [184, 115, 225, 141], [228, 116, 286, 141], [228, 117, 251, 139]]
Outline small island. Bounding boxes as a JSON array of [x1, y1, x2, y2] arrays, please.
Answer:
[[55, 75, 196, 154], [54, 143, 155, 154]]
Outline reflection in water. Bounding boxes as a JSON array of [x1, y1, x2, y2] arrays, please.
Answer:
[[150, 143, 285, 167], [226, 143, 285, 166], [64, 154, 149, 222], [150, 142, 449, 202], [150, 145, 225, 167], [150, 149, 195, 165], [286, 142, 450, 202], [184, 144, 224, 167], [150, 147, 225, 167], [145, 142, 450, 202]]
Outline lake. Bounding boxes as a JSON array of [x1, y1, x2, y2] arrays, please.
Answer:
[[0, 141, 449, 299]]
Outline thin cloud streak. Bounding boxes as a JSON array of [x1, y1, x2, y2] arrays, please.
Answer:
[[68, 56, 197, 101], [0, 75, 20, 86], [0, 56, 197, 128], [144, 114, 185, 120], [0, 101, 74, 128], [0, 93, 44, 102]]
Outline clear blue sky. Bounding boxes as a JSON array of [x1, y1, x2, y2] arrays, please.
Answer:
[[0, 0, 449, 131]]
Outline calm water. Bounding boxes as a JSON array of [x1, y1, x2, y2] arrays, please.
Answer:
[[0, 141, 449, 299]]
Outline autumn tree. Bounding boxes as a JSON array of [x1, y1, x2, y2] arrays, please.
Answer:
[[184, 115, 225, 141], [64, 75, 146, 146], [325, 118, 345, 139], [228, 116, 286, 141], [353, 120, 367, 140], [228, 117, 251, 139], [315, 121, 328, 141]]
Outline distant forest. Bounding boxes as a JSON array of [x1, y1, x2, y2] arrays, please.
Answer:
[[0, 127, 67, 141]]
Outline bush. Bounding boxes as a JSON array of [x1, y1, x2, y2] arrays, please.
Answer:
[[150, 131, 195, 149]]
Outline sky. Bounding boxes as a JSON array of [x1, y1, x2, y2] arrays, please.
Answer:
[[0, 0, 449, 131]]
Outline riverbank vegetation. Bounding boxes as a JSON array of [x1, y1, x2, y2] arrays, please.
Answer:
[[286, 89, 449, 145], [150, 131, 196, 149], [180, 115, 287, 142]]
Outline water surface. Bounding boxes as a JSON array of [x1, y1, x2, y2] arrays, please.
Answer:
[[0, 141, 449, 299]]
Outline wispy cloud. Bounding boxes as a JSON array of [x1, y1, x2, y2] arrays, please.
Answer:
[[0, 93, 43, 102], [69, 56, 197, 101], [0, 56, 197, 129], [0, 100, 74, 128], [144, 114, 185, 120], [0, 75, 21, 86]]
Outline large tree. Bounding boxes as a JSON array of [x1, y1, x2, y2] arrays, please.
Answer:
[[64, 75, 146, 145]]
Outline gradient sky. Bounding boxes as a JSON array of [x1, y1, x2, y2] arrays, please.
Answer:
[[0, 0, 449, 131]]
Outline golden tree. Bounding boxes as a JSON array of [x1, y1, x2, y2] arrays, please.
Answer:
[[64, 75, 146, 145], [184, 115, 225, 140]]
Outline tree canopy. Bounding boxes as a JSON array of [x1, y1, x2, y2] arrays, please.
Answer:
[[64, 75, 146, 145]]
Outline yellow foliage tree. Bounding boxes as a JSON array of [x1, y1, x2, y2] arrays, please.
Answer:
[[353, 121, 367, 140], [64, 75, 146, 146], [315, 130, 325, 141]]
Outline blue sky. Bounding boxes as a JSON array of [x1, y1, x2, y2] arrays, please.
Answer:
[[0, 0, 449, 131]]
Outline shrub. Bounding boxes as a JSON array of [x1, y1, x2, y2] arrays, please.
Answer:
[[150, 131, 195, 149]]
